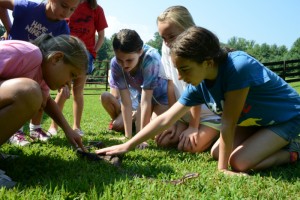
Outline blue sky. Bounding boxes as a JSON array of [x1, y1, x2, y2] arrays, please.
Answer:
[[100, 0, 300, 49], [3, 0, 299, 49]]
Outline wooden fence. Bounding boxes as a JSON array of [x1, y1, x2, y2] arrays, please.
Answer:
[[263, 59, 300, 83], [84, 58, 300, 94]]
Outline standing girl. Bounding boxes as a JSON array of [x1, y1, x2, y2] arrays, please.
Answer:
[[0, 0, 80, 145], [96, 26, 300, 175], [109, 29, 168, 140], [48, 0, 108, 136]]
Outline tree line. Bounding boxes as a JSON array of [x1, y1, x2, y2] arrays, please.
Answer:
[[1, 24, 299, 77], [97, 31, 300, 63]]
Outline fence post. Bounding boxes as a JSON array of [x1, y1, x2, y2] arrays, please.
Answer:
[[283, 60, 286, 81], [105, 60, 109, 91]]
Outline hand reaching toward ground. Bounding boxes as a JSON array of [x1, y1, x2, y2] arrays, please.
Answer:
[[95, 143, 130, 155]]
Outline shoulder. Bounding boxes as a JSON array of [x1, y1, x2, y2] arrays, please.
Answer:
[[95, 4, 104, 12], [14, 0, 40, 8], [226, 51, 263, 73], [0, 40, 42, 72], [2, 40, 39, 54], [143, 44, 160, 60]]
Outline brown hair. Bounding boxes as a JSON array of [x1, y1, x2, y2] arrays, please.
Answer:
[[112, 29, 143, 53], [170, 26, 228, 65], [32, 34, 88, 73]]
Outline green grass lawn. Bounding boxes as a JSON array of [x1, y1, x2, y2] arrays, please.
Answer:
[[1, 84, 300, 199]]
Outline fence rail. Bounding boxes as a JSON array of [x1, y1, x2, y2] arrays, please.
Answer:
[[263, 59, 300, 83], [84, 60, 110, 94], [84, 58, 300, 94]]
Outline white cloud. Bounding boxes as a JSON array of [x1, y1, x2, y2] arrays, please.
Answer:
[[105, 15, 155, 42]]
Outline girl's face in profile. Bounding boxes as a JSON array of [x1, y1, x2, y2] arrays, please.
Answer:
[[42, 52, 84, 90], [171, 53, 207, 86], [157, 21, 184, 48], [46, 0, 79, 21], [114, 49, 142, 73]]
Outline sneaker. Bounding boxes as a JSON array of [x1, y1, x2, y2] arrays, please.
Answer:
[[30, 128, 50, 142], [9, 130, 30, 146], [0, 171, 16, 189], [74, 129, 84, 137], [47, 128, 58, 137]]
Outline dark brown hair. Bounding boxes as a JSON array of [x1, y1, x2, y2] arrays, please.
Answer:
[[170, 26, 228, 65], [112, 29, 143, 53]]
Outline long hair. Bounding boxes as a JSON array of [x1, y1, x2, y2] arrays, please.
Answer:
[[170, 26, 228, 65]]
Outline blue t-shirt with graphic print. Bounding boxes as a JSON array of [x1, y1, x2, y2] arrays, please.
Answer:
[[179, 51, 300, 126], [109, 44, 168, 105], [9, 0, 69, 41]]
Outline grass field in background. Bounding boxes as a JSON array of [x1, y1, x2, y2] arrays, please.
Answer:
[[0, 83, 300, 199]]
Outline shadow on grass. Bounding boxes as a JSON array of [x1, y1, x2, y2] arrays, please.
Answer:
[[253, 163, 300, 183], [0, 136, 175, 195]]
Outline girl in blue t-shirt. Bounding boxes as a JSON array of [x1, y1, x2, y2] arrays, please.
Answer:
[[96, 26, 300, 175]]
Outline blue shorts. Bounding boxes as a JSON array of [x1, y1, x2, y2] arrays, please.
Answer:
[[268, 115, 300, 142], [87, 52, 95, 75]]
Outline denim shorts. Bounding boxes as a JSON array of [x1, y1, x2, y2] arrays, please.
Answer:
[[268, 115, 300, 142], [87, 52, 95, 75]]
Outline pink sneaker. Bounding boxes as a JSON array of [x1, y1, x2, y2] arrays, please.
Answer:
[[9, 130, 30, 146], [30, 128, 50, 142]]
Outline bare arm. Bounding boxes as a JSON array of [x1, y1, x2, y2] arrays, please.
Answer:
[[0, 0, 13, 33], [96, 102, 190, 155], [119, 89, 133, 138], [140, 89, 153, 129], [44, 96, 84, 150], [94, 30, 105, 53], [188, 105, 201, 128], [218, 87, 249, 171]]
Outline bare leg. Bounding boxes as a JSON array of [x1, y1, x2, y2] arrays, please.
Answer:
[[100, 91, 121, 120], [0, 79, 42, 145], [211, 126, 258, 160], [229, 128, 289, 172], [48, 87, 69, 131], [72, 75, 85, 130], [30, 109, 44, 126]]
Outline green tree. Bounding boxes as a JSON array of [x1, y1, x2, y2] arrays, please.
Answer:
[[289, 38, 300, 60], [96, 36, 113, 61], [146, 32, 163, 54]]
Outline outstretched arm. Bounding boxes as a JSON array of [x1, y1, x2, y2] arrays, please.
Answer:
[[96, 102, 190, 155]]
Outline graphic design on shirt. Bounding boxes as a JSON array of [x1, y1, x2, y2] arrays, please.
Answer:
[[207, 101, 222, 115], [25, 20, 49, 38], [238, 118, 262, 126], [75, 16, 92, 23]]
